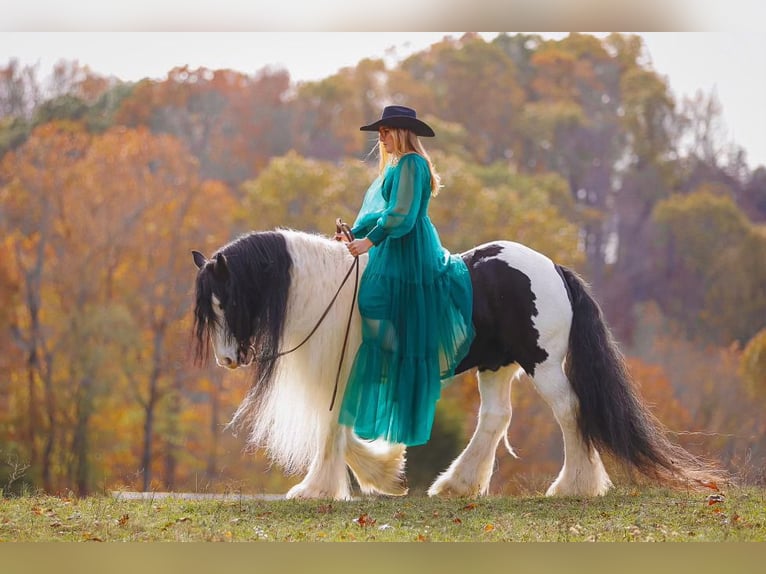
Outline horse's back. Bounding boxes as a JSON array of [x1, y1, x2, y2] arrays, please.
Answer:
[[457, 240, 573, 375]]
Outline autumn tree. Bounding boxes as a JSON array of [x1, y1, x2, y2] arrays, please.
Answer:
[[240, 150, 373, 233], [628, 302, 763, 478], [290, 58, 391, 161], [742, 167, 766, 222], [0, 60, 41, 158], [740, 329, 766, 398], [398, 33, 526, 164], [0, 122, 91, 490], [115, 66, 292, 185], [69, 125, 239, 492], [427, 151, 584, 266], [651, 189, 766, 345], [0, 59, 41, 120]]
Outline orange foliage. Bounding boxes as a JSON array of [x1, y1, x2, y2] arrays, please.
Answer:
[[625, 357, 693, 432]]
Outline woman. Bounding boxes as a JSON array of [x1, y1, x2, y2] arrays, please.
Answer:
[[337, 105, 475, 446]]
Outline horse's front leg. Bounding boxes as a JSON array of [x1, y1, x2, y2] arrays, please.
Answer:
[[285, 421, 352, 500]]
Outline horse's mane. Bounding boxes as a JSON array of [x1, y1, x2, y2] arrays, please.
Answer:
[[193, 231, 292, 404]]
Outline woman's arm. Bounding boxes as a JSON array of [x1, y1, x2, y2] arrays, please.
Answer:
[[365, 155, 426, 245]]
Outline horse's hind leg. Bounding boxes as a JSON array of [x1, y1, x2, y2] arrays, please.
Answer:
[[530, 358, 612, 496], [428, 365, 519, 497]]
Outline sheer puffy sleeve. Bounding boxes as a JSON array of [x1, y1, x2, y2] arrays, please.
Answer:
[[365, 154, 427, 245], [350, 173, 387, 238]]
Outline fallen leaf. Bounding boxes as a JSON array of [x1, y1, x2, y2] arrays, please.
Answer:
[[453, 517, 462, 525], [118, 514, 129, 526], [463, 503, 477, 511], [698, 480, 720, 492], [354, 513, 376, 527], [32, 506, 43, 516], [707, 494, 725, 505], [484, 524, 495, 532], [416, 534, 428, 542]]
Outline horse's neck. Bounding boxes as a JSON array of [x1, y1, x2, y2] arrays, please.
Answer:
[[283, 231, 356, 305]]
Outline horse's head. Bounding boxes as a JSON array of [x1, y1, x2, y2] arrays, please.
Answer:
[[192, 232, 293, 378], [193, 250, 252, 369]]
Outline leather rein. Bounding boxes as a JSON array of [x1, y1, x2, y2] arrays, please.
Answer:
[[251, 219, 359, 411]]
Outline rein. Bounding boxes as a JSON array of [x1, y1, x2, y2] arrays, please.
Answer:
[[253, 220, 359, 411]]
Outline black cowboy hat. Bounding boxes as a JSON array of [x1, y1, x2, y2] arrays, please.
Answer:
[[359, 105, 435, 137]]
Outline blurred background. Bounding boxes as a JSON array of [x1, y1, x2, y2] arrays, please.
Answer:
[[0, 32, 764, 496]]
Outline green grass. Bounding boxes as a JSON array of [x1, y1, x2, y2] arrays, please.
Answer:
[[1, 486, 764, 542]]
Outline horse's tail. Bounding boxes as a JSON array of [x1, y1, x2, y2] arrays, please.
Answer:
[[558, 265, 726, 489]]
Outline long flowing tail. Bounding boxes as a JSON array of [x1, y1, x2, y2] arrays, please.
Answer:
[[558, 265, 726, 488]]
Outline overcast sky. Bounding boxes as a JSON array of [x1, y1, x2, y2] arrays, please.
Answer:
[[1, 31, 764, 169]]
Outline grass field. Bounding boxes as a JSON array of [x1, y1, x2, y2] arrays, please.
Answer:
[[1, 486, 764, 542]]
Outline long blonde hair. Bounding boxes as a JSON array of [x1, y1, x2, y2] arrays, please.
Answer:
[[377, 128, 442, 196]]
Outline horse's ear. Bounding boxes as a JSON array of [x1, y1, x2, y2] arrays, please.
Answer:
[[192, 250, 207, 269], [213, 252, 230, 281]]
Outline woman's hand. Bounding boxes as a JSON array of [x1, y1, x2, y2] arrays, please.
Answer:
[[333, 231, 351, 242], [347, 238, 372, 257]]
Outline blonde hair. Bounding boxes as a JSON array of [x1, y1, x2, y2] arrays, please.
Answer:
[[377, 128, 442, 196]]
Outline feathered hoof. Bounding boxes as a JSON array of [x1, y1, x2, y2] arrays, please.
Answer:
[[545, 475, 613, 497], [376, 476, 409, 497], [286, 482, 353, 501], [427, 473, 485, 498]]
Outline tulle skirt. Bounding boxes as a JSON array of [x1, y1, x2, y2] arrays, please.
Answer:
[[338, 217, 474, 446]]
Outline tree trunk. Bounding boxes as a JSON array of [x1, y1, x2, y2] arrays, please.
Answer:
[[41, 353, 55, 493], [25, 357, 39, 471], [141, 329, 165, 492], [163, 375, 181, 491], [72, 377, 93, 496], [206, 379, 220, 480]]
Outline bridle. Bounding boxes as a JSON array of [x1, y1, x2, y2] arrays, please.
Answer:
[[247, 219, 359, 411]]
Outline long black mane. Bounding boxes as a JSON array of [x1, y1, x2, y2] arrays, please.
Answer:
[[193, 231, 292, 396]]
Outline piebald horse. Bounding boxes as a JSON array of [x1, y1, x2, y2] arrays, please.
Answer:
[[192, 229, 720, 499]]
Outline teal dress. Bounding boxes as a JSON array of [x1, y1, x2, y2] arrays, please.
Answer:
[[338, 153, 475, 446]]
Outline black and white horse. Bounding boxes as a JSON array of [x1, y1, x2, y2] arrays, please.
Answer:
[[192, 229, 720, 499]]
